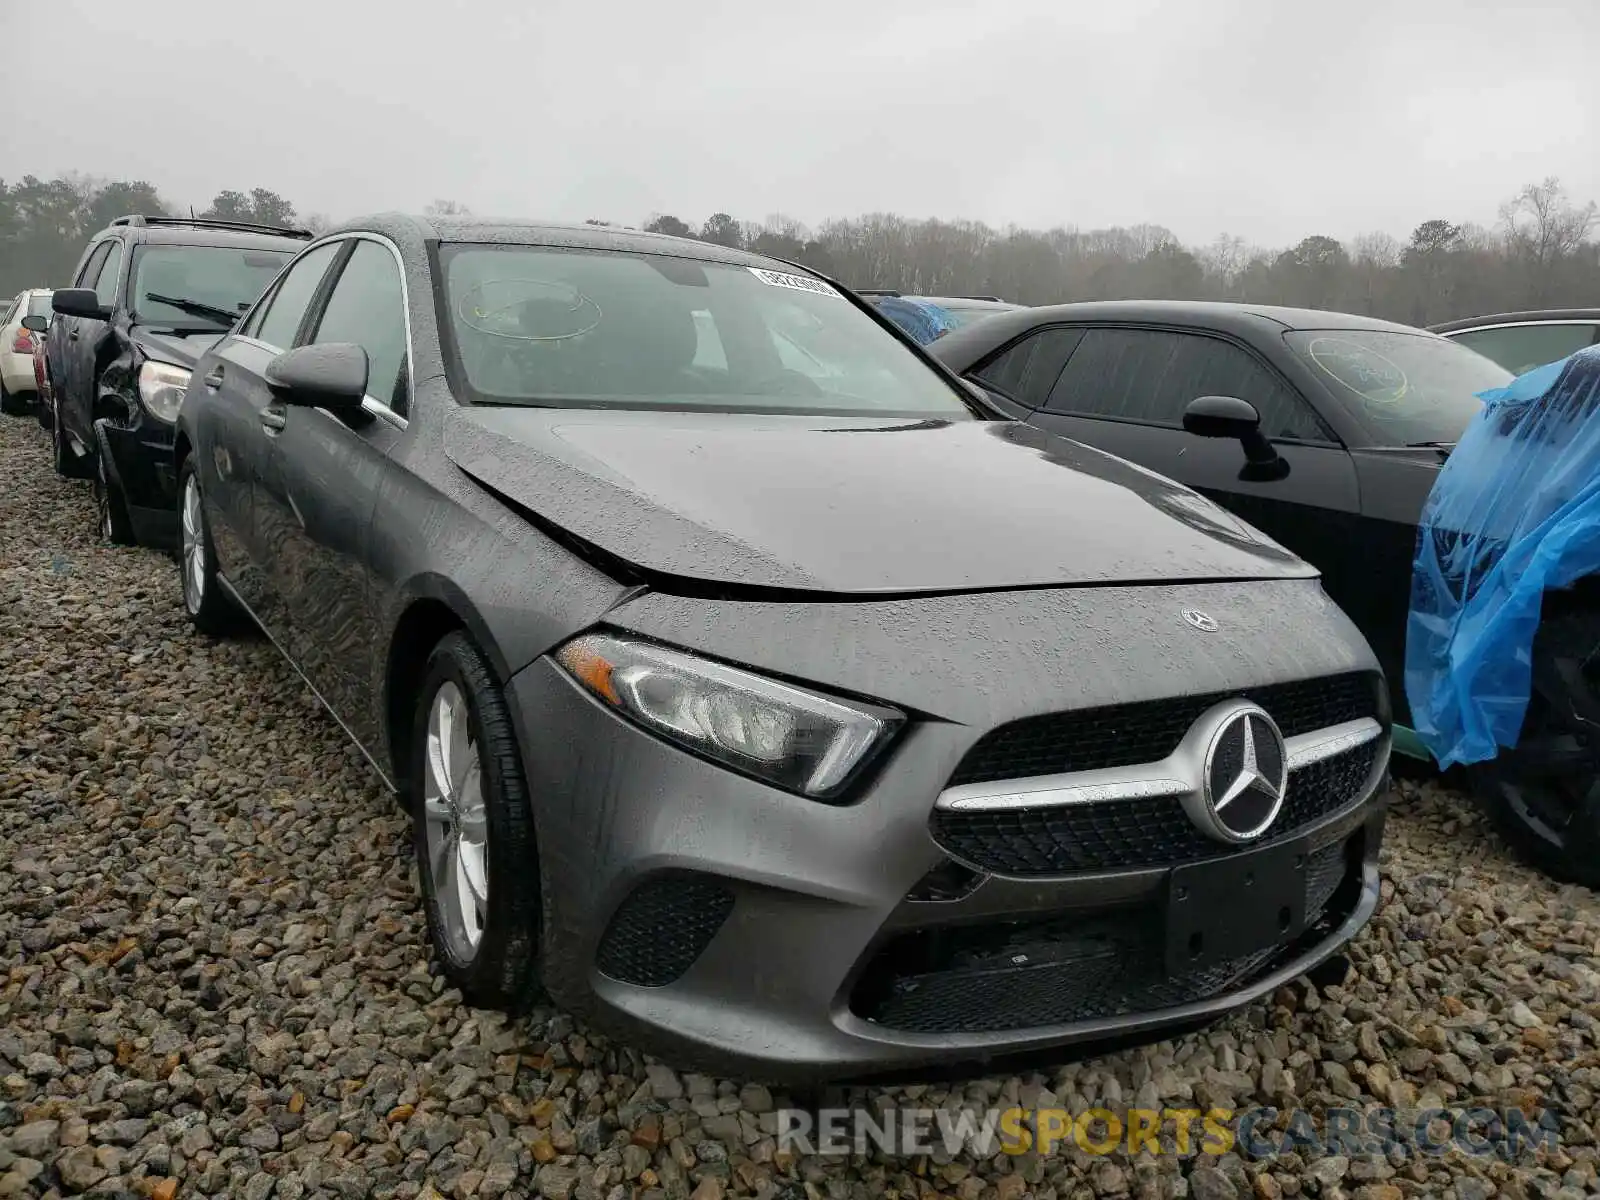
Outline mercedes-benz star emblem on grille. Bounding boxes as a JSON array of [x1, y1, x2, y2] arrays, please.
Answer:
[[1181, 609, 1219, 632], [1182, 701, 1289, 844]]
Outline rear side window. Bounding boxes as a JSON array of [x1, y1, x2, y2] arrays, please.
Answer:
[[310, 240, 409, 415], [248, 241, 342, 347], [1045, 327, 1329, 441], [93, 241, 124, 308], [1448, 323, 1600, 377], [973, 328, 1085, 407]]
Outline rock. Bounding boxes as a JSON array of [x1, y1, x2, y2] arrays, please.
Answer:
[[1189, 1166, 1239, 1200], [6, 1121, 58, 1159], [56, 1145, 109, 1191], [645, 1065, 683, 1100], [1508, 1002, 1541, 1029], [536, 1164, 581, 1200]]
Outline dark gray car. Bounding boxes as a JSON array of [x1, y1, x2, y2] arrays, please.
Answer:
[[174, 215, 1390, 1082]]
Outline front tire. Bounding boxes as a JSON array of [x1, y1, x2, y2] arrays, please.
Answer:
[[178, 459, 245, 636], [1467, 602, 1600, 888], [411, 632, 544, 1009]]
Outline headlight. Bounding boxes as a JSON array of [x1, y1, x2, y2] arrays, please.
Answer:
[[555, 632, 902, 799], [138, 361, 191, 422]]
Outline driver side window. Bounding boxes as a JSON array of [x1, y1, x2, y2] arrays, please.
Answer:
[[309, 240, 409, 417], [249, 241, 342, 349]]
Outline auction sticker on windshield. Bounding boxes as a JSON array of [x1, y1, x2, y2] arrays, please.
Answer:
[[1306, 336, 1409, 405], [749, 267, 841, 298]]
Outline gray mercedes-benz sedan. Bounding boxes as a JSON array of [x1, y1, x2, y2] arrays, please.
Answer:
[[173, 214, 1389, 1082]]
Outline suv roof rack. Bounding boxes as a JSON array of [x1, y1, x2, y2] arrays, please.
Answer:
[[110, 214, 315, 240], [855, 288, 902, 298]]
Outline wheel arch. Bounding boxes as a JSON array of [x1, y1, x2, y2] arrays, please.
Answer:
[[380, 574, 523, 791]]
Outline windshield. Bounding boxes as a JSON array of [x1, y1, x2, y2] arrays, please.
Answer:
[[130, 244, 293, 328], [1284, 329, 1513, 446], [437, 243, 975, 418]]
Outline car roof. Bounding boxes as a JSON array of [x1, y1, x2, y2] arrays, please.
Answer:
[[920, 296, 1022, 311], [1427, 308, 1600, 334], [1003, 299, 1421, 332], [127, 225, 310, 252], [333, 213, 803, 273], [930, 299, 1436, 373]]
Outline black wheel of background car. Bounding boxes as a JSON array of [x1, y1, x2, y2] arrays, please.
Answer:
[[94, 442, 135, 546], [177, 459, 246, 636], [411, 631, 544, 1010], [0, 377, 27, 416], [1467, 604, 1600, 888]]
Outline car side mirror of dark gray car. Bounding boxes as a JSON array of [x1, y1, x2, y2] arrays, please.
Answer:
[[266, 343, 369, 410], [20, 315, 48, 333], [1182, 394, 1289, 482], [52, 287, 112, 322]]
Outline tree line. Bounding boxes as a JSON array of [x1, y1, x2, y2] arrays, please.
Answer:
[[2, 173, 1595, 328]]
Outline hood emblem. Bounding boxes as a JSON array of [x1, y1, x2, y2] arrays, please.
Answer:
[[1182, 702, 1289, 843], [1181, 609, 1219, 632]]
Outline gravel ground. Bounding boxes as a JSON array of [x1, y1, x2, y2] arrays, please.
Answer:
[[1, 412, 1598, 1200]]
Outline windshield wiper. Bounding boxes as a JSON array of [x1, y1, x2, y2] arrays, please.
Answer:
[[144, 293, 242, 326], [1406, 440, 1457, 449]]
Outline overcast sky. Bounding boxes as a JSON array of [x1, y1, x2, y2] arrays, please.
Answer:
[[13, 0, 1600, 248]]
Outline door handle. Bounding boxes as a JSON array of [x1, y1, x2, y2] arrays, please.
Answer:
[[68, 330, 79, 341], [203, 366, 225, 388], [261, 407, 287, 433]]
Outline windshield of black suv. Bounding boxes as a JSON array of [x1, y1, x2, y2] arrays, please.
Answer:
[[1284, 328, 1514, 446], [437, 243, 976, 418], [130, 245, 294, 329]]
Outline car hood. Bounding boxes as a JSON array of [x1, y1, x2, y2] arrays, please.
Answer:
[[443, 407, 1315, 595], [131, 327, 228, 369]]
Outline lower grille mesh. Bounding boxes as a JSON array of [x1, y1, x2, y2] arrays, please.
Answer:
[[855, 836, 1358, 1034], [595, 873, 734, 987]]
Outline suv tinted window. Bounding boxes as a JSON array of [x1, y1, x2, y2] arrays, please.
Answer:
[[1045, 327, 1328, 440], [1449, 323, 1600, 377], [93, 240, 124, 308], [249, 241, 341, 347], [75, 242, 112, 289], [311, 240, 408, 415], [973, 328, 1084, 406]]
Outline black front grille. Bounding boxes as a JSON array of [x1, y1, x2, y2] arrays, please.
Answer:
[[853, 836, 1359, 1034], [949, 673, 1378, 787], [595, 873, 734, 987], [931, 740, 1379, 877]]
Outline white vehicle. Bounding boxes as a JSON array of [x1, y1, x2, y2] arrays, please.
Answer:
[[0, 289, 53, 414]]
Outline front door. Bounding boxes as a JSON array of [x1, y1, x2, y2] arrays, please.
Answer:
[[256, 237, 412, 750], [198, 240, 345, 619]]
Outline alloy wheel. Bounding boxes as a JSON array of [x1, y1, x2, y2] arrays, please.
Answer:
[[422, 681, 489, 961], [181, 474, 206, 614]]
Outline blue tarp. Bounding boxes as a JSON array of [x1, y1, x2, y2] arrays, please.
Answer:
[[874, 296, 955, 345], [1406, 344, 1600, 767]]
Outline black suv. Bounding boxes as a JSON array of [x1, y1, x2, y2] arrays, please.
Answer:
[[45, 215, 309, 546]]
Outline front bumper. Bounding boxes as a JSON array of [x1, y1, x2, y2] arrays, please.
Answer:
[[96, 416, 178, 549], [506, 620, 1389, 1083]]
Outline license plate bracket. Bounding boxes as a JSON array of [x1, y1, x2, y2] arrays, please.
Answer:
[[1166, 839, 1307, 977]]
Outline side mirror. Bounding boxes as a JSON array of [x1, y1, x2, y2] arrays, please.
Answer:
[[266, 343, 369, 409], [52, 287, 112, 322], [20, 315, 48, 334], [1182, 394, 1288, 481]]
